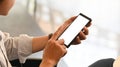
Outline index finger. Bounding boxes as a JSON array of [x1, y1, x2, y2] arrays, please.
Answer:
[[65, 16, 77, 25], [51, 16, 77, 40]]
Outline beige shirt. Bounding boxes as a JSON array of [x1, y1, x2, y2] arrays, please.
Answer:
[[0, 31, 32, 67]]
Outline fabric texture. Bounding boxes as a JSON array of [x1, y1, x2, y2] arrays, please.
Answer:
[[0, 30, 33, 67]]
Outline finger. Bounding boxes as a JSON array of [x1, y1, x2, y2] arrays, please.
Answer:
[[76, 36, 81, 44], [51, 27, 64, 40], [79, 31, 86, 40], [51, 16, 77, 40], [66, 16, 77, 24], [86, 22, 92, 27], [64, 16, 77, 27], [71, 16, 77, 21], [62, 45, 66, 50], [82, 27, 89, 35], [74, 36, 81, 44], [71, 36, 81, 45], [57, 39, 64, 45], [61, 46, 67, 57], [62, 49, 67, 57]]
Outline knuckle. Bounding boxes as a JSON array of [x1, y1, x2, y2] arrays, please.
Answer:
[[83, 36, 86, 40]]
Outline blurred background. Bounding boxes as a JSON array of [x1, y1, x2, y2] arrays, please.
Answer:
[[0, 0, 120, 67]]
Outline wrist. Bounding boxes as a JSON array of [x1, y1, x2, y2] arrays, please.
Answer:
[[40, 59, 56, 67]]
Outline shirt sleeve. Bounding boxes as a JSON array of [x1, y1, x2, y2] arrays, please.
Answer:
[[3, 32, 33, 63]]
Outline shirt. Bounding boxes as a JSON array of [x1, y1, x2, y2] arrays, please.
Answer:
[[0, 30, 32, 67]]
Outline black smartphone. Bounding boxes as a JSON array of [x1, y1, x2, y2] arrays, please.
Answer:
[[58, 13, 92, 48]]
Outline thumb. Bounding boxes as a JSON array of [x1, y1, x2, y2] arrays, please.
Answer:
[[57, 39, 64, 45]]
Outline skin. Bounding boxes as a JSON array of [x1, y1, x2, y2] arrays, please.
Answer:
[[113, 56, 120, 67], [0, 0, 15, 15], [0, 0, 91, 67]]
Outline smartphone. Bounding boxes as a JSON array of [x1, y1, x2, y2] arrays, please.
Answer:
[[58, 13, 92, 48]]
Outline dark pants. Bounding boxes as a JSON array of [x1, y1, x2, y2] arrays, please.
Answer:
[[10, 59, 57, 67], [89, 58, 115, 67]]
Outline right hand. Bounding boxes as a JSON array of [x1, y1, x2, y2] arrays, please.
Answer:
[[40, 39, 67, 67]]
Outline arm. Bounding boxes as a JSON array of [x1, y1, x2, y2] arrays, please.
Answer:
[[39, 16, 91, 67], [32, 16, 92, 53], [32, 35, 49, 53]]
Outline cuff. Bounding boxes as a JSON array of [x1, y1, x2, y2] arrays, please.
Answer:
[[18, 34, 33, 63]]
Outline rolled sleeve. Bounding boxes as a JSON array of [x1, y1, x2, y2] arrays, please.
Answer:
[[18, 34, 33, 63], [4, 34, 33, 63]]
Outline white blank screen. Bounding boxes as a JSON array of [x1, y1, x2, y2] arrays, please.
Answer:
[[58, 15, 89, 46]]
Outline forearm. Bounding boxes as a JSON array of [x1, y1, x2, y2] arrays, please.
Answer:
[[32, 35, 49, 53]]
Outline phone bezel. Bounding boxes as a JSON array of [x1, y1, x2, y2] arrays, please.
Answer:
[[58, 13, 92, 48]]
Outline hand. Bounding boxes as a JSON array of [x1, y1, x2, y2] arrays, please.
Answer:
[[40, 38, 67, 67], [71, 22, 92, 45], [51, 16, 92, 45], [51, 16, 78, 40]]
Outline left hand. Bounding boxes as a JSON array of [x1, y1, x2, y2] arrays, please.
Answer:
[[51, 16, 92, 45], [70, 22, 91, 45]]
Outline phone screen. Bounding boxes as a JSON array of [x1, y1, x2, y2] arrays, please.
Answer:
[[58, 13, 91, 48]]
